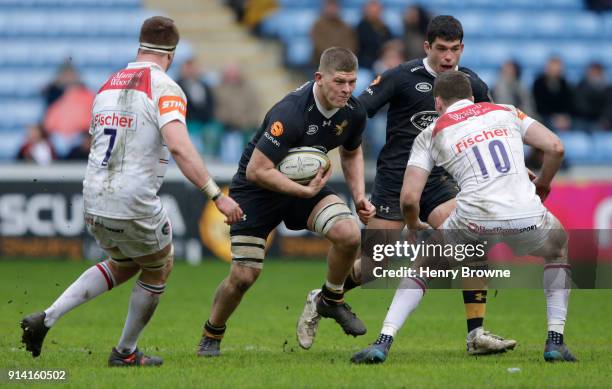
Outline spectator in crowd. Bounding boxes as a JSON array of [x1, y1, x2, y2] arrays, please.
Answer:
[[402, 5, 429, 60], [356, 0, 393, 70], [242, 0, 278, 30], [532, 57, 573, 131], [214, 64, 261, 163], [372, 39, 404, 76], [177, 58, 216, 126], [43, 82, 95, 140], [176, 57, 222, 156], [574, 62, 607, 131], [42, 61, 83, 108], [311, 0, 357, 67], [586, 0, 612, 12], [604, 86, 612, 130], [65, 133, 91, 161], [16, 123, 55, 165], [493, 60, 536, 118], [367, 40, 405, 159]]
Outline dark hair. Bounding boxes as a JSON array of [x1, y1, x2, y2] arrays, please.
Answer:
[[139, 16, 179, 50], [433, 70, 472, 103], [426, 15, 463, 44], [318, 47, 358, 74]]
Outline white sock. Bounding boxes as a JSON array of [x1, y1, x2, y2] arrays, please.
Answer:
[[544, 265, 571, 334], [325, 280, 344, 291], [381, 278, 426, 337], [44, 262, 115, 327], [116, 280, 164, 354]]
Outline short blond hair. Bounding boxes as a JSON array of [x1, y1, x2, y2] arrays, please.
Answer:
[[318, 47, 358, 74]]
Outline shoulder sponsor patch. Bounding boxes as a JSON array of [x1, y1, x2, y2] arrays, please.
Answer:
[[99, 68, 152, 99], [516, 108, 527, 120], [159, 96, 186, 117], [270, 121, 284, 136], [415, 82, 432, 92]]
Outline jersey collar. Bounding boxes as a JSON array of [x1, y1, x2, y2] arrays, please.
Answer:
[[127, 61, 163, 71], [423, 58, 459, 77], [312, 82, 339, 119], [446, 99, 474, 113]]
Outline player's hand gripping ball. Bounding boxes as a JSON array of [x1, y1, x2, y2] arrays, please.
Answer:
[[277, 147, 330, 185]]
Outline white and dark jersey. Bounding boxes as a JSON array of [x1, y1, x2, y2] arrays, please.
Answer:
[[408, 99, 545, 220], [232, 81, 367, 191], [83, 62, 187, 219], [359, 58, 490, 194]]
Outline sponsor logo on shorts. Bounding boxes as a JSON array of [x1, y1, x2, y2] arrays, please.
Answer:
[[162, 221, 170, 235], [410, 110, 438, 131], [307, 125, 319, 135], [415, 82, 432, 92], [263, 131, 280, 147], [467, 222, 537, 234], [379, 205, 390, 213], [270, 121, 284, 136], [159, 96, 187, 117]]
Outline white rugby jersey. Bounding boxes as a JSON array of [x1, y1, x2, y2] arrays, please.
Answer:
[[408, 99, 546, 220], [83, 62, 187, 219]]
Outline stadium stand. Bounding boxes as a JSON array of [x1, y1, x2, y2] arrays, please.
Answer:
[[259, 0, 612, 165], [0, 0, 165, 160], [0, 0, 610, 165]]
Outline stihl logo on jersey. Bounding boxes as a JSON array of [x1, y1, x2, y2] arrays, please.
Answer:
[[159, 96, 186, 117], [455, 128, 510, 154]]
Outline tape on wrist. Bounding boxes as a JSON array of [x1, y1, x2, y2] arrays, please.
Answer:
[[200, 178, 222, 201]]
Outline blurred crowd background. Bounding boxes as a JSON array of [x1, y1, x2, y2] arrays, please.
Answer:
[[2, 0, 612, 168]]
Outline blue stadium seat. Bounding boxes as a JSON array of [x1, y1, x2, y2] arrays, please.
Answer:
[[382, 10, 403, 36], [0, 69, 54, 97], [279, 10, 318, 42], [0, 0, 142, 8], [0, 131, 25, 161], [2, 39, 137, 67], [342, 8, 361, 26], [592, 131, 612, 163], [0, 99, 45, 128], [286, 38, 312, 67], [355, 68, 374, 95], [558, 132, 594, 165]]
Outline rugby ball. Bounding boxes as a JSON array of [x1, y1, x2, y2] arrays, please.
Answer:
[[277, 147, 330, 185]]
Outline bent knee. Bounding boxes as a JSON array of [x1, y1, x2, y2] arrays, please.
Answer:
[[327, 219, 361, 251], [229, 266, 260, 293]]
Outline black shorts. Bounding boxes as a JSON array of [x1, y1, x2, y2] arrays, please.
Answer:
[[229, 184, 338, 239], [371, 166, 458, 222]]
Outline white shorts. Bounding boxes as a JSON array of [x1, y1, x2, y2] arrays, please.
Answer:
[[441, 211, 564, 257], [84, 209, 172, 258]]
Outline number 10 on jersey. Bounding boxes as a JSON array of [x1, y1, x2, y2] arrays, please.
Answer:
[[467, 138, 517, 182]]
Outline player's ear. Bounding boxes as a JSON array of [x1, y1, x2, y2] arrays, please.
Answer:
[[423, 40, 431, 54], [434, 96, 444, 114], [314, 71, 323, 85]]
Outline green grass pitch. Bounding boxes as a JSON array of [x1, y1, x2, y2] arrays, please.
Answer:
[[1, 259, 610, 388]]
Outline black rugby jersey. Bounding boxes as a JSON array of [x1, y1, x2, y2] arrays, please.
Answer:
[[359, 58, 490, 176], [232, 81, 367, 190]]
